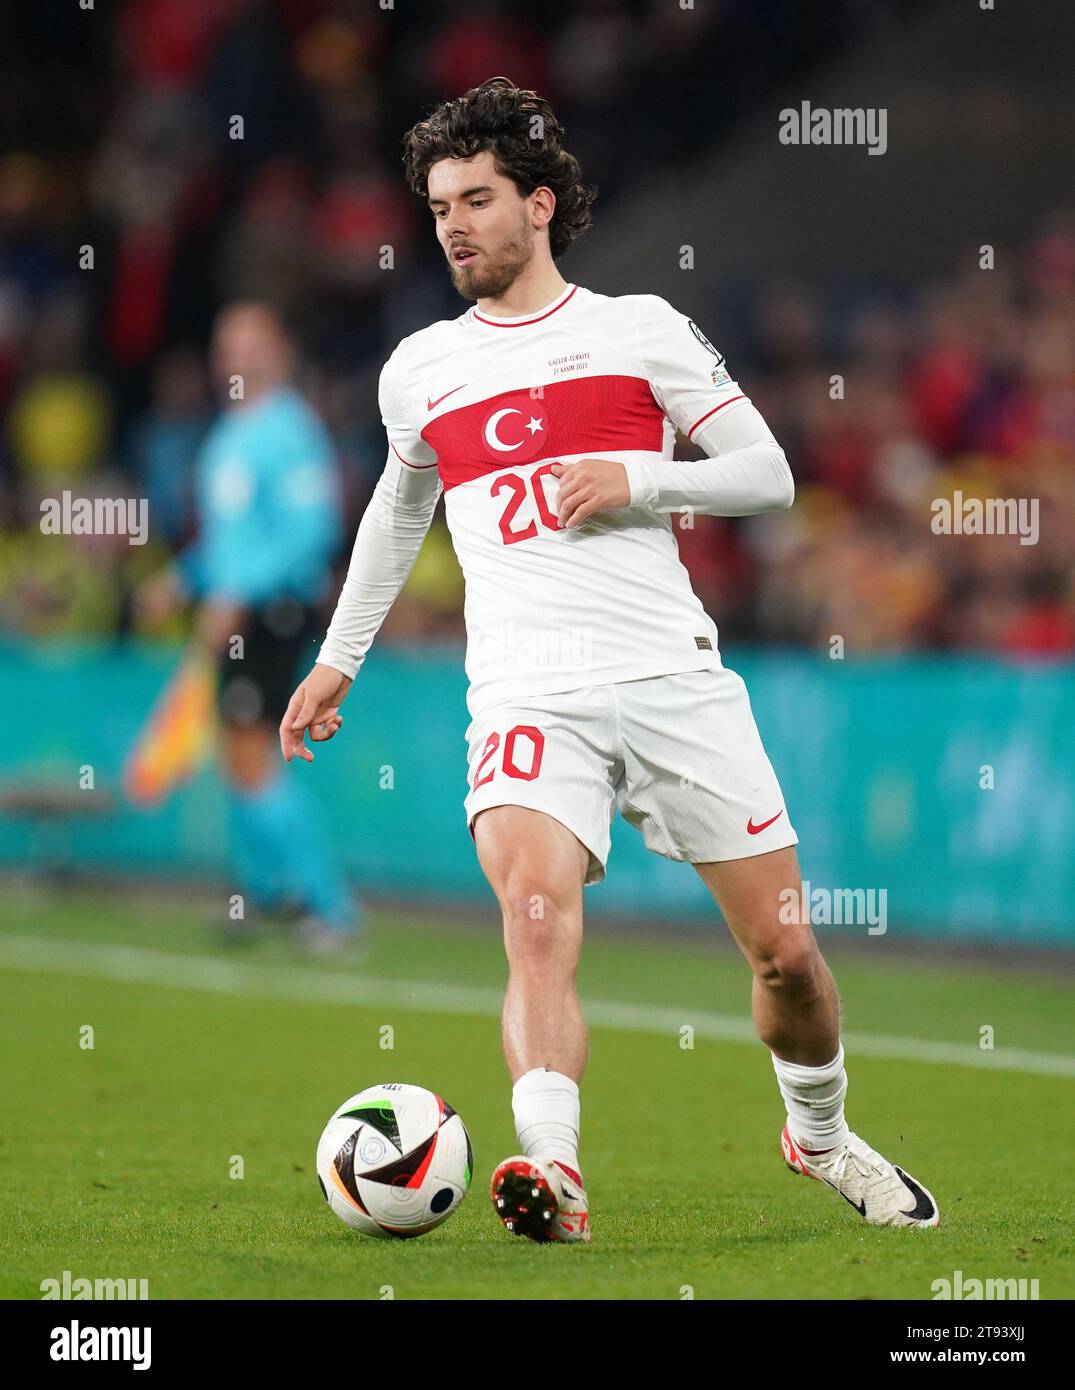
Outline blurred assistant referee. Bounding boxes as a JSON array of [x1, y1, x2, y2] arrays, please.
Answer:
[[144, 302, 361, 952]]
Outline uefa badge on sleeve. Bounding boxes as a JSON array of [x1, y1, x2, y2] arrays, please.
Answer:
[[688, 318, 723, 359], [688, 318, 731, 383]]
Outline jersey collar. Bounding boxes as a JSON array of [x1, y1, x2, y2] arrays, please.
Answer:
[[469, 283, 579, 328]]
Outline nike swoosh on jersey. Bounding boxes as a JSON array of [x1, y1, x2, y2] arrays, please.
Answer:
[[427, 385, 466, 411], [746, 810, 784, 835]]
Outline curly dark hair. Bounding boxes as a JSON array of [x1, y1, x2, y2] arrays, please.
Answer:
[[402, 77, 597, 260]]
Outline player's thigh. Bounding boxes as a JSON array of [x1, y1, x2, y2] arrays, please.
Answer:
[[472, 804, 590, 925], [694, 845, 816, 977]]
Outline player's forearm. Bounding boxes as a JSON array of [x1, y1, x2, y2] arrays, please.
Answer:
[[624, 441, 794, 516], [317, 465, 439, 679], [623, 398, 794, 516]]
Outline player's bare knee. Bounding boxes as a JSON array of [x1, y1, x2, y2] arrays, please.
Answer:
[[753, 935, 820, 995], [501, 892, 577, 971]]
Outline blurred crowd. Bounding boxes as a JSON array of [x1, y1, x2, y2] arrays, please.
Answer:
[[684, 226, 1075, 657], [1, 0, 1072, 658]]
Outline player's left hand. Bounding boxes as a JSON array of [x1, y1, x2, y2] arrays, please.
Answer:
[[550, 458, 630, 529]]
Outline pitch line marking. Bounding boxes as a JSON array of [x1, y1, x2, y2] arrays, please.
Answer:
[[1, 933, 1072, 1079]]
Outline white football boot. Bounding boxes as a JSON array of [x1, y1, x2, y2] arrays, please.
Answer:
[[490, 1156, 591, 1243], [781, 1125, 940, 1227]]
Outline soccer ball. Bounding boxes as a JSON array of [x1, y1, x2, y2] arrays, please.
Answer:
[[316, 1083, 472, 1238]]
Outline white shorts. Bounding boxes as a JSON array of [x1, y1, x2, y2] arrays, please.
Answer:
[[463, 667, 798, 885]]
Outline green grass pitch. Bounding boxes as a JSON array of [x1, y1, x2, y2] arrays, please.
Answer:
[[1, 885, 1072, 1300]]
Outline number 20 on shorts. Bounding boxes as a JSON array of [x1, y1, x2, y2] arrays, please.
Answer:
[[473, 726, 546, 788]]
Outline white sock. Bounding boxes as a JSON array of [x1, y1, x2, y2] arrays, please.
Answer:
[[512, 1067, 581, 1176], [771, 1043, 849, 1153]]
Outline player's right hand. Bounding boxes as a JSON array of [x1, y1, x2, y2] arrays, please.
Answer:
[[279, 664, 353, 763]]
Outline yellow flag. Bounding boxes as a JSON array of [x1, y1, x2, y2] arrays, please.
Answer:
[[124, 651, 216, 806]]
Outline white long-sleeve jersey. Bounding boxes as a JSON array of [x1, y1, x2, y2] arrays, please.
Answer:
[[318, 283, 793, 717]]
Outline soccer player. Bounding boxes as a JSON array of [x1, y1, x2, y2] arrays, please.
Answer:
[[280, 79, 938, 1236], [143, 302, 360, 952]]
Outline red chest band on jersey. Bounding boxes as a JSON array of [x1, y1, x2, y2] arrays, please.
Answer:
[[422, 374, 665, 492]]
